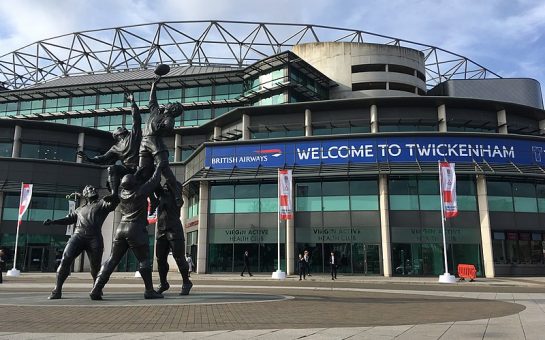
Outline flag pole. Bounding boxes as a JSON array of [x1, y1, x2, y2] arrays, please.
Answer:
[[7, 183, 24, 277], [438, 162, 456, 283], [272, 169, 287, 280], [277, 168, 281, 271]]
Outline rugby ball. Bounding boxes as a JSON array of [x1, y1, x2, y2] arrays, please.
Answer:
[[154, 64, 170, 76]]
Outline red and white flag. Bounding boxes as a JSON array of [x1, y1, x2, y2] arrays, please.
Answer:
[[439, 162, 458, 218], [278, 169, 293, 220], [66, 199, 76, 236], [18, 183, 33, 221], [147, 197, 157, 224]]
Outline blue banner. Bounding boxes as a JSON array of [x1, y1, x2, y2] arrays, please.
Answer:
[[205, 136, 545, 169]]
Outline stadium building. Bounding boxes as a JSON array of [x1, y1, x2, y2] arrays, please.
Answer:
[[1, 21, 544, 277]]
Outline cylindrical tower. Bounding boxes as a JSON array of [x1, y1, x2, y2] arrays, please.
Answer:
[[292, 42, 426, 99]]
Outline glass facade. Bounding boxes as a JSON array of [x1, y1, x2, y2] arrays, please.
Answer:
[[487, 180, 544, 213], [0, 233, 69, 272], [488, 178, 545, 273], [187, 194, 199, 219], [208, 183, 284, 273], [493, 231, 545, 265], [295, 179, 381, 275], [245, 68, 287, 95], [2, 83, 244, 118], [0, 141, 12, 157], [289, 67, 328, 99], [389, 175, 482, 276], [20, 142, 77, 162], [3, 192, 71, 221]]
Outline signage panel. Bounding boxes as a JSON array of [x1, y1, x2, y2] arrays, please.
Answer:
[[205, 136, 545, 169]]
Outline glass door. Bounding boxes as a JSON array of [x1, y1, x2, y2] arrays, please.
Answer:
[[351, 244, 381, 275], [364, 244, 381, 275], [26, 246, 48, 272], [352, 243, 365, 273]]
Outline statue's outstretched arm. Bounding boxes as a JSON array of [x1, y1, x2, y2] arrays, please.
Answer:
[[44, 212, 77, 226], [127, 93, 141, 133], [88, 149, 118, 165]]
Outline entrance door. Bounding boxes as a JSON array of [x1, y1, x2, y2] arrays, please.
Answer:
[[364, 244, 381, 275], [352, 244, 381, 275], [26, 246, 49, 272]]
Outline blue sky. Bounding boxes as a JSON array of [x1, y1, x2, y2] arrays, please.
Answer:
[[0, 0, 544, 98]]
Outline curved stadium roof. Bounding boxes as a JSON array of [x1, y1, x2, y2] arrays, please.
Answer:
[[0, 20, 501, 90]]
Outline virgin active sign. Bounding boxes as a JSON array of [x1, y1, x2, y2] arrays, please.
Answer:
[[205, 135, 545, 169]]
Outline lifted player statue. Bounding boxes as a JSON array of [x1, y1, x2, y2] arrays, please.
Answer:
[[44, 186, 119, 299], [77, 93, 142, 196], [138, 72, 183, 206], [90, 163, 164, 300], [154, 182, 192, 295]]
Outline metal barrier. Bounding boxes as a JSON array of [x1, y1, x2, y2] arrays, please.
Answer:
[[457, 264, 477, 282]]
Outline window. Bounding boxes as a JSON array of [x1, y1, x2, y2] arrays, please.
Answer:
[[209, 183, 278, 214], [184, 86, 212, 102], [351, 64, 386, 73], [388, 64, 415, 76], [19, 99, 44, 114], [352, 82, 387, 91], [388, 82, 416, 94], [322, 181, 349, 211], [0, 102, 15, 116], [389, 175, 477, 211], [249, 122, 304, 139], [2, 193, 70, 221], [98, 93, 125, 109], [296, 180, 379, 212], [513, 182, 538, 212], [389, 177, 419, 210], [0, 142, 12, 157], [493, 231, 545, 264], [487, 180, 541, 212], [20, 143, 77, 162], [255, 93, 287, 106], [187, 195, 199, 219], [215, 83, 243, 100]]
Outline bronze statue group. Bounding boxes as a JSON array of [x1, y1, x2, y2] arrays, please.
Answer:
[[45, 65, 192, 300]]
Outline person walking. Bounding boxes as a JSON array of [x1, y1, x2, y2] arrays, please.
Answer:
[[303, 250, 311, 277], [186, 253, 194, 277], [329, 251, 338, 280], [298, 254, 306, 281], [241, 250, 253, 277], [0, 248, 6, 284]]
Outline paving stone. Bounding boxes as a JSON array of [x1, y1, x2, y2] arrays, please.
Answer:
[[1, 273, 543, 339]]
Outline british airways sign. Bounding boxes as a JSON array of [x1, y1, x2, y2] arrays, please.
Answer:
[[205, 136, 545, 169]]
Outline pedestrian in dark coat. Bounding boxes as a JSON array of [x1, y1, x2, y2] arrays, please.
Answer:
[[241, 250, 253, 277], [329, 251, 338, 280], [0, 248, 6, 284], [298, 254, 306, 280], [304, 250, 311, 277]]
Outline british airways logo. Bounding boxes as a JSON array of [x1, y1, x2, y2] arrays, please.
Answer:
[[255, 149, 282, 157], [209, 148, 282, 165]]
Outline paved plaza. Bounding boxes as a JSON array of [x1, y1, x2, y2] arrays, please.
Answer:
[[1, 272, 545, 339]]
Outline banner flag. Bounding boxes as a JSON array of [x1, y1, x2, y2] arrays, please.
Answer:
[[439, 162, 458, 218], [18, 183, 33, 223], [278, 169, 293, 220], [147, 198, 157, 224], [66, 200, 76, 236]]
